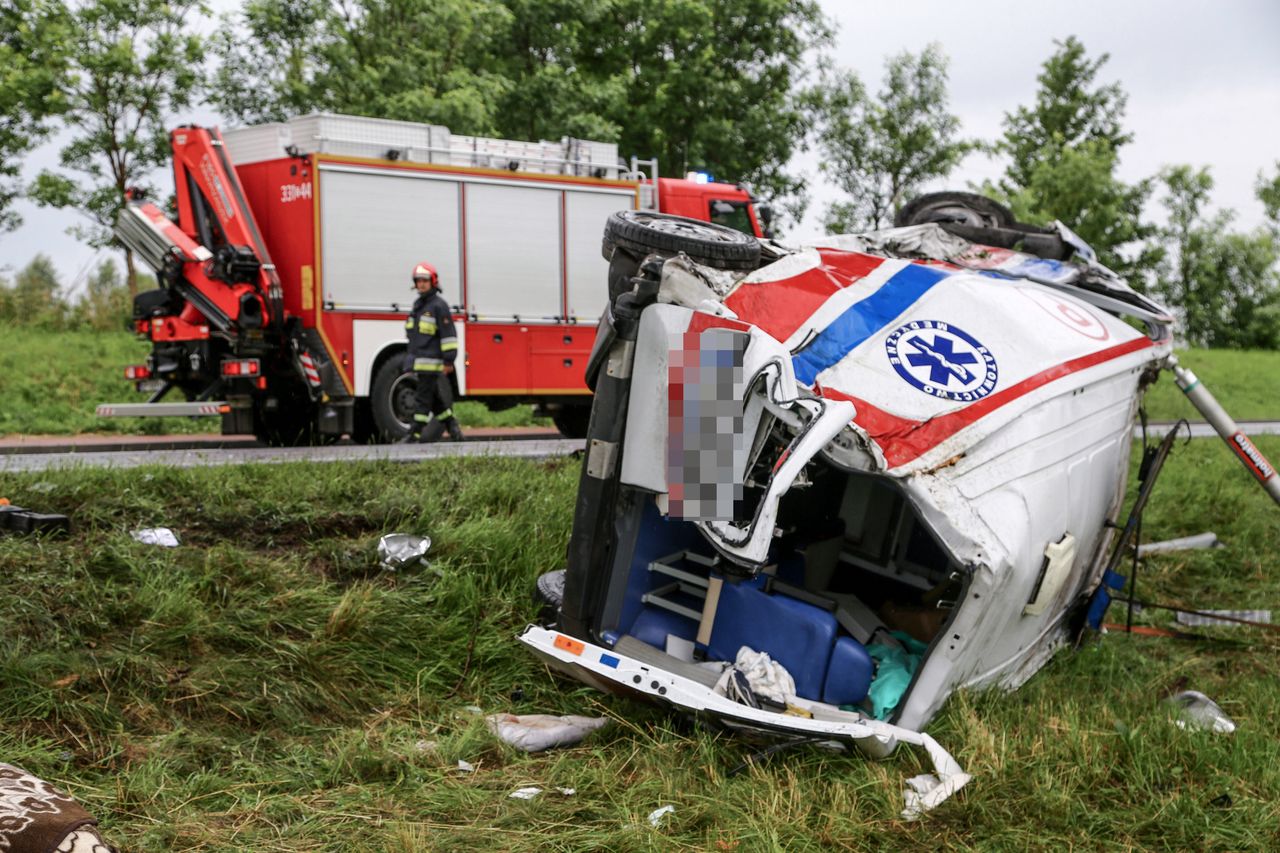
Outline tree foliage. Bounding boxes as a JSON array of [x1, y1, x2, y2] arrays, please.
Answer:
[[28, 0, 205, 296], [809, 45, 973, 232], [210, 0, 830, 217], [1150, 166, 1280, 349], [992, 36, 1151, 275], [0, 0, 71, 235]]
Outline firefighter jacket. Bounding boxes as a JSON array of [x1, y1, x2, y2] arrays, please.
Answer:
[[405, 290, 458, 373]]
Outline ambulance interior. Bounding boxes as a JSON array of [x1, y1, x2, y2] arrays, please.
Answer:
[[601, 460, 966, 721]]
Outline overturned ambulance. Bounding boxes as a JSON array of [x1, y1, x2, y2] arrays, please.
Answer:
[[519, 194, 1278, 816]]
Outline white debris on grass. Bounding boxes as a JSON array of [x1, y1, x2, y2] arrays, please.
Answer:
[[131, 527, 180, 547], [456, 759, 475, 773], [508, 787, 542, 800], [486, 713, 609, 752], [647, 805, 676, 827], [377, 533, 431, 570]]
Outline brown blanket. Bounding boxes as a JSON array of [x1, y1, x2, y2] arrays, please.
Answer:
[[0, 764, 113, 853]]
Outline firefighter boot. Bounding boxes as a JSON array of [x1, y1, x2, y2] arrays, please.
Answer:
[[445, 418, 464, 441], [397, 430, 420, 444], [418, 420, 446, 443]]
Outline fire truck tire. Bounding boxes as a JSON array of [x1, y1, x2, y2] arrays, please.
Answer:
[[371, 359, 416, 441], [604, 210, 760, 271], [253, 395, 314, 446], [894, 191, 1014, 229], [551, 404, 592, 439]]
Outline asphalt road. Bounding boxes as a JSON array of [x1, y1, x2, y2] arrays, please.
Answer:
[[1, 422, 1277, 473], [0, 437, 584, 472]]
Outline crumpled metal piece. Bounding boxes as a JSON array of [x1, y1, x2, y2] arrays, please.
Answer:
[[377, 533, 431, 570], [131, 527, 180, 547], [485, 712, 609, 752], [1167, 690, 1236, 734]]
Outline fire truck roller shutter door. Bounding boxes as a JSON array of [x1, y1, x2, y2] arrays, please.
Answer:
[[319, 167, 461, 311], [465, 183, 562, 320], [565, 188, 636, 323]]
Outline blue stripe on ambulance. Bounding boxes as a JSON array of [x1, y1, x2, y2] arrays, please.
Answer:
[[792, 263, 952, 386]]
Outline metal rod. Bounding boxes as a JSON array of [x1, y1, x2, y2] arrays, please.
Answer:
[[1170, 357, 1280, 506]]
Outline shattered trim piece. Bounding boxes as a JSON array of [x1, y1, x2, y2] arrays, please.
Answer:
[[519, 625, 971, 818]]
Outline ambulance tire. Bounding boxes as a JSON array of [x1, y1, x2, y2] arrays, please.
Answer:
[[551, 404, 592, 439], [894, 191, 1015, 230], [604, 210, 760, 271], [371, 359, 415, 441]]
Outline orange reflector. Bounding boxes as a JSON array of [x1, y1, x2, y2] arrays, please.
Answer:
[[218, 405, 231, 414], [553, 635, 585, 656]]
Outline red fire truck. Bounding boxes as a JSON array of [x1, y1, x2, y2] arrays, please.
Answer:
[[104, 113, 768, 442]]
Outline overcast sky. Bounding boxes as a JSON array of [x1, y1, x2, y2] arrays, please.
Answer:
[[3, 0, 1278, 291]]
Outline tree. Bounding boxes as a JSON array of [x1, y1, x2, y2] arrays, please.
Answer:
[[0, 0, 71, 235], [992, 37, 1152, 275], [809, 45, 973, 232], [210, 0, 831, 221], [80, 257, 131, 331], [578, 0, 831, 219], [212, 0, 515, 133], [1151, 165, 1280, 349], [29, 0, 205, 297], [3, 254, 69, 328], [1258, 162, 1280, 227]]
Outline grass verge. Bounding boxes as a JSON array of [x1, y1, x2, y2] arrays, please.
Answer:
[[0, 329, 548, 436], [1, 440, 1278, 850], [1141, 348, 1280, 422]]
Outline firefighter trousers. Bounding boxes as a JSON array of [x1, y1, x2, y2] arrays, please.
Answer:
[[411, 371, 456, 433]]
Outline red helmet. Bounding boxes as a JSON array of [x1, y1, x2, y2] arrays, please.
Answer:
[[411, 261, 438, 286]]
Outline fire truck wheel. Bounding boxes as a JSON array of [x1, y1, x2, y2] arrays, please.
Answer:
[[894, 191, 1014, 229], [253, 395, 314, 446], [605, 210, 760, 271], [371, 358, 416, 441], [551, 404, 591, 439]]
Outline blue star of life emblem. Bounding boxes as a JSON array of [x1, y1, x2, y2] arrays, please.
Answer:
[[885, 320, 998, 402]]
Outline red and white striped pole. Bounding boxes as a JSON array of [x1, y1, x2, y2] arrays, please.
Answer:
[[1170, 356, 1280, 507]]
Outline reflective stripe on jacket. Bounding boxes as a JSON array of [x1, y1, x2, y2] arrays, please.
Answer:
[[406, 290, 458, 368]]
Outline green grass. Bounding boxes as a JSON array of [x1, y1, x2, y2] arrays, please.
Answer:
[[1142, 348, 1280, 423], [2, 442, 1278, 850], [0, 329, 548, 436]]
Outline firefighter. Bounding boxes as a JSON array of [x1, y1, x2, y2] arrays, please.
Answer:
[[400, 262, 463, 443]]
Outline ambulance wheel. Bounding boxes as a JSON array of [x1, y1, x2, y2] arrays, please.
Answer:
[[604, 210, 760, 271], [371, 359, 416, 441], [551, 404, 591, 439], [894, 191, 1014, 229]]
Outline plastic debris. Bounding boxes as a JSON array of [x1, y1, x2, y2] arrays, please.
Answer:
[[456, 759, 475, 773], [508, 787, 542, 800], [1137, 532, 1223, 556], [1166, 690, 1236, 734], [1175, 609, 1271, 628], [377, 533, 431, 570], [1, 505, 71, 537], [486, 713, 609, 752], [902, 771, 971, 820], [647, 805, 676, 827], [556, 787, 576, 796], [131, 527, 180, 547]]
